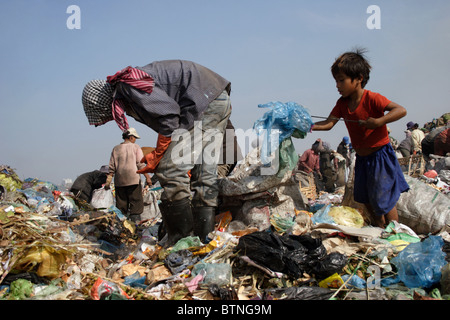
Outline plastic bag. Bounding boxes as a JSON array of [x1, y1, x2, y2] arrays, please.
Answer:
[[390, 235, 447, 288], [235, 231, 346, 279], [328, 206, 364, 228], [311, 204, 335, 225], [253, 101, 313, 169], [311, 204, 365, 228], [7, 279, 33, 300], [123, 271, 147, 289], [253, 101, 313, 144], [192, 262, 232, 287], [14, 245, 70, 279], [164, 249, 198, 274], [397, 175, 450, 234], [90, 187, 114, 209]]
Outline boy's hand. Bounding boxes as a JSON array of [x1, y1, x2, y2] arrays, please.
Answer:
[[359, 117, 380, 129]]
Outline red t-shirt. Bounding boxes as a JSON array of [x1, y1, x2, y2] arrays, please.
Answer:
[[330, 90, 391, 149]]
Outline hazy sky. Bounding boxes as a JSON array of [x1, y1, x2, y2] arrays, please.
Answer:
[[1, 0, 449, 185]]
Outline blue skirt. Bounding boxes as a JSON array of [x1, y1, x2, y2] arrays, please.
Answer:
[[354, 144, 410, 215]]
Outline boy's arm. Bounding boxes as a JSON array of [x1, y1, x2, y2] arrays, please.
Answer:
[[311, 116, 338, 131], [359, 102, 407, 129]]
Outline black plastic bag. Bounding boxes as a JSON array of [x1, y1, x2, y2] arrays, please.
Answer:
[[235, 231, 345, 279], [311, 252, 348, 279], [234, 231, 287, 273]]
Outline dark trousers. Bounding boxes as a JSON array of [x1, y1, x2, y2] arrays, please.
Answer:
[[115, 184, 144, 217]]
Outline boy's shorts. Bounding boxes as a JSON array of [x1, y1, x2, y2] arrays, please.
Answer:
[[354, 144, 409, 216]]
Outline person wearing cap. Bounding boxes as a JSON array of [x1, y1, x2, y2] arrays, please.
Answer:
[[105, 128, 151, 223], [82, 60, 232, 245], [70, 165, 109, 203], [337, 136, 351, 166], [406, 121, 415, 131]]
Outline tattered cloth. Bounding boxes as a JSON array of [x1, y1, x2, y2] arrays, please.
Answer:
[[82, 66, 155, 131], [82, 79, 115, 127]]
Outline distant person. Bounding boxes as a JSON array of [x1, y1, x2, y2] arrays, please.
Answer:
[[312, 48, 409, 228], [294, 139, 322, 189], [406, 121, 415, 132], [420, 126, 446, 157], [317, 140, 337, 193], [433, 127, 450, 157], [410, 123, 425, 154], [397, 130, 413, 158], [105, 128, 151, 223], [336, 136, 351, 182], [337, 136, 351, 165], [70, 166, 109, 202]]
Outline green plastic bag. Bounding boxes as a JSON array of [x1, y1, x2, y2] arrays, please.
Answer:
[[8, 279, 33, 300]]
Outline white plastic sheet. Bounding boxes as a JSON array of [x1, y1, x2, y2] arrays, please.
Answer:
[[90, 187, 114, 209]]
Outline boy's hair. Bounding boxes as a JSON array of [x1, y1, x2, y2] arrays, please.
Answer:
[[331, 47, 372, 88]]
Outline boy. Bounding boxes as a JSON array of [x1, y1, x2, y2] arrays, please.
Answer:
[[312, 48, 409, 228]]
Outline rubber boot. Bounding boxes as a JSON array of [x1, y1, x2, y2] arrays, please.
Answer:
[[193, 206, 216, 243], [158, 198, 193, 247]]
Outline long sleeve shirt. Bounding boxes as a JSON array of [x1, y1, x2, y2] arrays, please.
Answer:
[[297, 149, 320, 174], [109, 141, 145, 187], [411, 129, 425, 152], [113, 60, 231, 137]]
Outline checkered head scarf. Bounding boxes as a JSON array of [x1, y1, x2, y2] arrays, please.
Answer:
[[82, 79, 115, 127]]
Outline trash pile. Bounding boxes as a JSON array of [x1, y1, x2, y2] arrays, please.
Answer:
[[1, 161, 449, 301], [1, 104, 449, 301]]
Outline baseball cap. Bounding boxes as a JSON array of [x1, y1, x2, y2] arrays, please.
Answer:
[[406, 121, 415, 130], [126, 127, 141, 139]]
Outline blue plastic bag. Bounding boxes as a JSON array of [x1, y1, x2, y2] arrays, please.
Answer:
[[311, 204, 335, 225], [342, 274, 367, 289], [253, 101, 313, 142], [123, 271, 147, 289], [390, 235, 447, 288], [253, 101, 313, 166]]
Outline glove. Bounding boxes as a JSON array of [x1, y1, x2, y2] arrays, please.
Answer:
[[137, 134, 172, 174], [104, 175, 113, 190]]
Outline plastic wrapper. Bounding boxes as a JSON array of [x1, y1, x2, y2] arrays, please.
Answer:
[[390, 235, 447, 288], [319, 273, 345, 289], [90, 277, 132, 300]]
